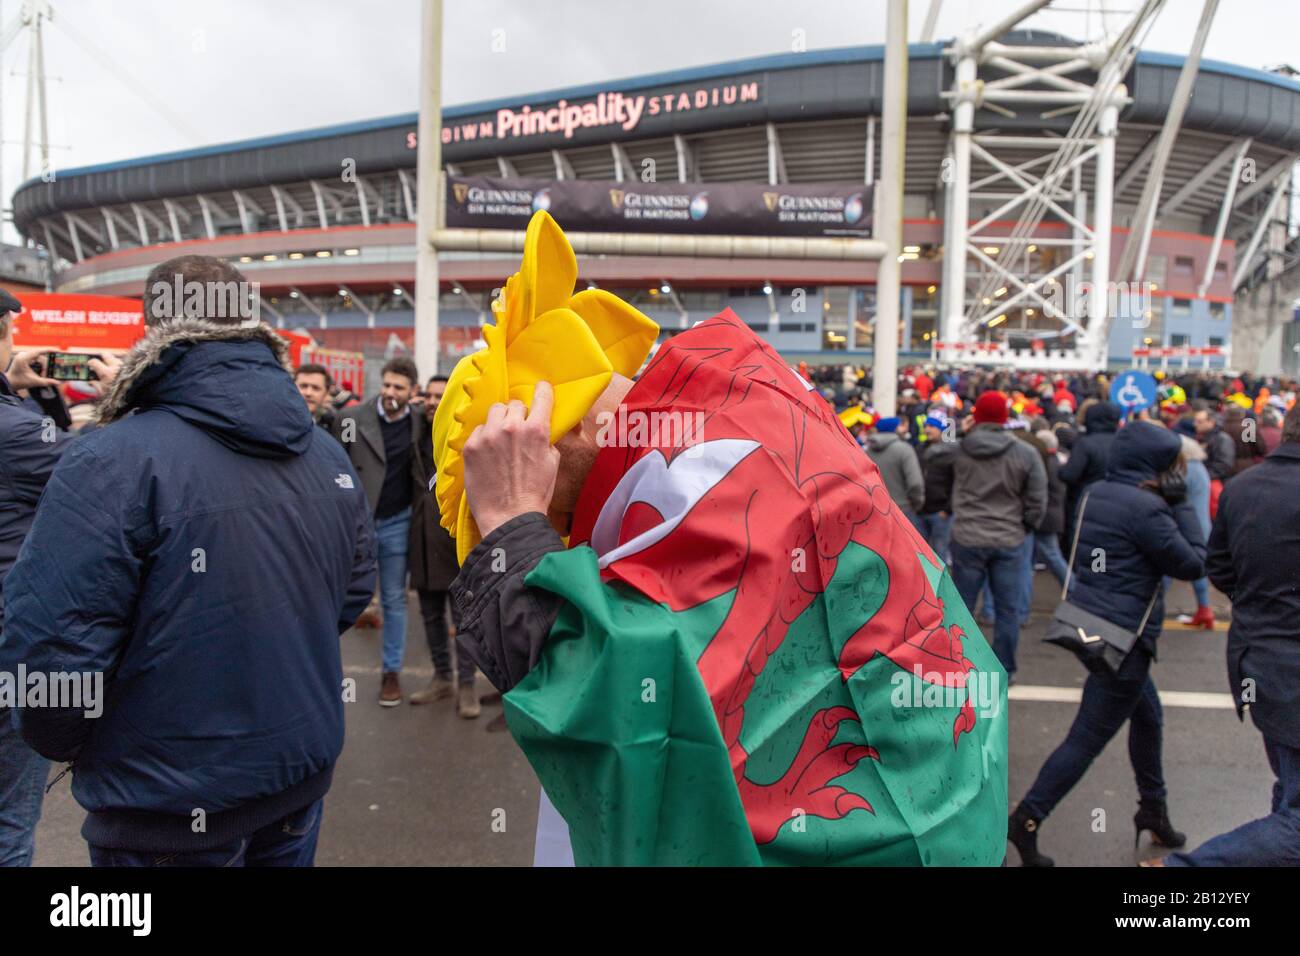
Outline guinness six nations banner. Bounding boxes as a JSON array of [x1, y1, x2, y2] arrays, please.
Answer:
[[445, 176, 873, 238]]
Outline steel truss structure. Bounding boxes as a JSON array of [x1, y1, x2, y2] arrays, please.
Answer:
[[940, 0, 1167, 369]]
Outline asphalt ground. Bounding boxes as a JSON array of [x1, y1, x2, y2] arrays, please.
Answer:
[[31, 575, 1270, 867]]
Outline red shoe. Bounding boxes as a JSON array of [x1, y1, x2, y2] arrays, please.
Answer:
[[1188, 605, 1215, 629]]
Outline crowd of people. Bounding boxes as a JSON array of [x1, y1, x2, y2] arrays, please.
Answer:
[[1, 250, 1297, 868], [826, 360, 1300, 867]]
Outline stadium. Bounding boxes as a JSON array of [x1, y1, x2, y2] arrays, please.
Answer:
[[11, 31, 1300, 379]]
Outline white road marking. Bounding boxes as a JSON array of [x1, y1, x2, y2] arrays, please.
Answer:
[[343, 665, 434, 678], [1010, 684, 1235, 709]]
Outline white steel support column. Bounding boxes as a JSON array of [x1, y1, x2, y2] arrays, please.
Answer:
[[1198, 139, 1251, 297], [197, 195, 216, 240], [102, 209, 119, 250], [397, 169, 417, 221], [873, 0, 907, 418], [132, 204, 149, 246], [865, 116, 875, 185], [942, 53, 976, 346], [414, 0, 443, 378], [311, 181, 330, 229], [1115, 0, 1219, 283], [271, 186, 289, 232], [163, 200, 183, 243], [1086, 102, 1117, 366], [1232, 174, 1289, 289], [673, 134, 691, 183], [1072, 165, 1085, 295]]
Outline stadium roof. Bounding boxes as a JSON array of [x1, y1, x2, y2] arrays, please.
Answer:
[[14, 40, 1300, 236]]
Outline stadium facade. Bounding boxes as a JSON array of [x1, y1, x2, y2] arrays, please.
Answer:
[[11, 37, 1300, 375]]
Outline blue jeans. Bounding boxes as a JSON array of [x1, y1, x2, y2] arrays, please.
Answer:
[[0, 707, 49, 867], [1164, 575, 1212, 610], [1165, 735, 1300, 866], [916, 512, 953, 563], [952, 538, 1030, 675], [1020, 654, 1166, 820], [375, 507, 412, 674], [1022, 531, 1069, 619], [89, 798, 324, 867], [1192, 576, 1210, 607]]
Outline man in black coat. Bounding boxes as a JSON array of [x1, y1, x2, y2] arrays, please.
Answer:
[[1166, 403, 1300, 867], [916, 416, 956, 562], [1193, 407, 1236, 482], [407, 374, 478, 717]]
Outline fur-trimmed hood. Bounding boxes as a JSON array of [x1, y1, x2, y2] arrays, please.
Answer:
[[95, 318, 313, 460], [97, 319, 292, 423]]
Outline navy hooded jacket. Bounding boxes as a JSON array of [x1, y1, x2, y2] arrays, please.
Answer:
[[0, 321, 376, 850], [0, 376, 74, 630], [1066, 420, 1206, 659]]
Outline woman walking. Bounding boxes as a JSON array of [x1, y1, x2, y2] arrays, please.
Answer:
[[1008, 421, 1206, 866]]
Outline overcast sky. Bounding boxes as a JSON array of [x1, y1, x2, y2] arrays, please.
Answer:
[[7, 0, 1299, 210]]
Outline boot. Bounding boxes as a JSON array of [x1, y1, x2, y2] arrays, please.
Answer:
[[1008, 803, 1054, 867], [379, 671, 402, 708], [408, 676, 454, 705], [1176, 606, 1215, 629], [457, 683, 481, 719], [1134, 798, 1185, 849]]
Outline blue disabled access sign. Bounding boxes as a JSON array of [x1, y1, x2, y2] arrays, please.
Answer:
[[1109, 370, 1159, 412]]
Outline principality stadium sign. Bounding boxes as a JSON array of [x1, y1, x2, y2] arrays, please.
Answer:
[[446, 176, 872, 238], [409, 77, 766, 153]]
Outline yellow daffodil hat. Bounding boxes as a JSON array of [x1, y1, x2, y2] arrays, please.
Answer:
[[432, 210, 660, 564]]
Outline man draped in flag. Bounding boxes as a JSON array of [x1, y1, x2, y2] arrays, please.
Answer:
[[434, 211, 1007, 866]]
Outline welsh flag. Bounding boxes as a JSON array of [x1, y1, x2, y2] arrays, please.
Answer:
[[504, 311, 1008, 865]]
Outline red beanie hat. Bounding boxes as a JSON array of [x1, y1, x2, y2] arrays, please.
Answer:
[[973, 390, 1009, 425]]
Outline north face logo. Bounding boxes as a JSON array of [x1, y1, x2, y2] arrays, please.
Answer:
[[334, 473, 354, 489]]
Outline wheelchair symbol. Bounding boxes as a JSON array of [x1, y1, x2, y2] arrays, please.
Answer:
[[1116, 375, 1146, 408]]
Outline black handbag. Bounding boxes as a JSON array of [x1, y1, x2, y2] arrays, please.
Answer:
[[1043, 492, 1158, 675]]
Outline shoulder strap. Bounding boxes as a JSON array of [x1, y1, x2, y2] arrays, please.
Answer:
[[1136, 585, 1161, 635], [1061, 490, 1089, 601]]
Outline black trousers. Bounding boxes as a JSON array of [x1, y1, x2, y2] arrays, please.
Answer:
[[417, 588, 474, 682]]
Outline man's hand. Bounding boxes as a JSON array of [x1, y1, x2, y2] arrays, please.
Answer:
[[6, 351, 58, 390], [88, 354, 122, 395], [463, 380, 560, 540]]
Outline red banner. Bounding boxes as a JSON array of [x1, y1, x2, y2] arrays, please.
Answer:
[[11, 292, 144, 353]]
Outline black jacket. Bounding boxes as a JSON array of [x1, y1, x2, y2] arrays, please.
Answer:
[[1199, 427, 1236, 482], [1039, 452, 1067, 536], [1068, 421, 1206, 658], [333, 399, 457, 591], [919, 440, 957, 514], [452, 513, 566, 692], [0, 375, 74, 631], [1207, 442, 1300, 747], [1059, 401, 1120, 492]]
